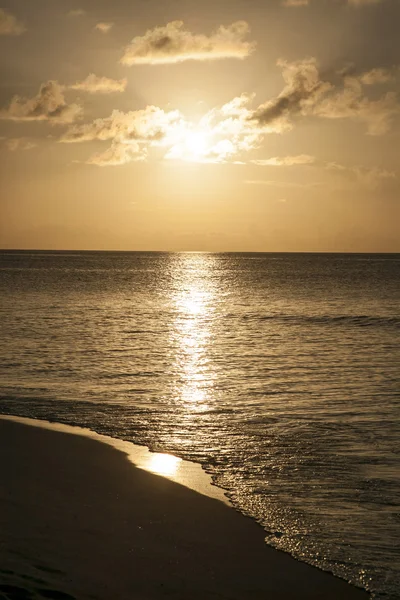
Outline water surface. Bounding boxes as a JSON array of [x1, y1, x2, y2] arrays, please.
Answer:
[[1, 251, 399, 598]]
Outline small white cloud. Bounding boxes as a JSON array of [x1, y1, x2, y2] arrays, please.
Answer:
[[326, 161, 396, 188], [359, 68, 394, 85], [282, 0, 309, 6], [95, 22, 114, 33], [347, 0, 383, 5], [87, 141, 146, 166], [68, 9, 86, 17], [283, 0, 385, 6], [245, 179, 321, 188], [0, 8, 25, 35], [5, 138, 36, 151], [252, 154, 315, 166], [70, 74, 127, 94], [121, 20, 255, 65], [316, 82, 399, 135]]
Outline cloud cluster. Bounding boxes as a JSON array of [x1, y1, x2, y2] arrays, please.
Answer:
[[61, 105, 186, 165], [58, 54, 399, 166], [61, 93, 264, 166], [249, 59, 400, 135], [0, 81, 82, 124], [70, 74, 127, 94], [3, 34, 396, 167], [121, 20, 255, 65], [0, 8, 25, 35]]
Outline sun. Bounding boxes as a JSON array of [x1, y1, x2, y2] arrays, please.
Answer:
[[185, 131, 207, 156], [184, 131, 208, 157], [165, 128, 211, 162]]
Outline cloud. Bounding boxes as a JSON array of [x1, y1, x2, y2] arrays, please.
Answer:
[[165, 94, 267, 163], [61, 105, 186, 165], [0, 8, 25, 35], [250, 155, 396, 189], [62, 93, 261, 165], [4, 138, 36, 151], [282, 0, 309, 6], [252, 154, 316, 166], [58, 56, 399, 166], [67, 9, 86, 17], [0, 81, 83, 124], [326, 161, 396, 188], [95, 22, 114, 33], [347, 0, 383, 5], [245, 179, 323, 188], [87, 141, 146, 166], [121, 20, 255, 65], [315, 75, 399, 135], [70, 74, 127, 94], [250, 58, 400, 135], [245, 161, 395, 192], [358, 68, 394, 85], [61, 105, 183, 144], [283, 0, 385, 5], [62, 94, 264, 166], [250, 58, 332, 130]]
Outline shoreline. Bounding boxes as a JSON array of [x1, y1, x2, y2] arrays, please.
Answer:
[[0, 414, 229, 506], [1, 415, 370, 600]]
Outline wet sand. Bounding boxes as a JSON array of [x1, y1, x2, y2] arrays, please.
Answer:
[[0, 418, 369, 600]]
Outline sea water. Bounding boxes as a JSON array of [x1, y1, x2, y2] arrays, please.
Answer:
[[0, 251, 399, 599]]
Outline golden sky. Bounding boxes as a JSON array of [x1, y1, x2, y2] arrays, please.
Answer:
[[0, 0, 399, 251]]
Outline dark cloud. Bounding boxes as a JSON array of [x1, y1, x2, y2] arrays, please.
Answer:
[[250, 59, 332, 128], [0, 81, 82, 124]]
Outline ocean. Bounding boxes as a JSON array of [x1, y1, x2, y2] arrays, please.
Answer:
[[0, 250, 399, 599]]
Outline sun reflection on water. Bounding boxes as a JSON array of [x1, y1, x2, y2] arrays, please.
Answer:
[[171, 254, 218, 413]]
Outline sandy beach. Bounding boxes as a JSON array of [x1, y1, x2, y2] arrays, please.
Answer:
[[1, 418, 369, 600]]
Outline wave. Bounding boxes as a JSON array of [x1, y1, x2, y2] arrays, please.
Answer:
[[240, 314, 400, 328]]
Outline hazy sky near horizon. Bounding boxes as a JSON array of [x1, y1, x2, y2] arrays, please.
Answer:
[[0, 0, 399, 251]]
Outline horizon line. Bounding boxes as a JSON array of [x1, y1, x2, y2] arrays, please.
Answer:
[[1, 248, 399, 255]]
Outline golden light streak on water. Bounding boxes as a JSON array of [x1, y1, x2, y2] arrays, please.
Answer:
[[171, 254, 217, 413]]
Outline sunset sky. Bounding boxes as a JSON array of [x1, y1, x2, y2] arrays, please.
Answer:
[[0, 0, 399, 252]]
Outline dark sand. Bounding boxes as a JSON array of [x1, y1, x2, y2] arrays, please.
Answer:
[[0, 419, 369, 600]]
